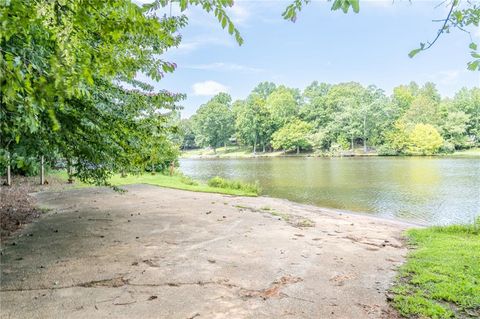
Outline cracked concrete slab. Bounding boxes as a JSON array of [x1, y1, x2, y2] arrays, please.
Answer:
[[0, 184, 411, 318]]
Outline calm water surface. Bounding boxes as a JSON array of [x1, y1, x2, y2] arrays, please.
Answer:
[[180, 157, 480, 225]]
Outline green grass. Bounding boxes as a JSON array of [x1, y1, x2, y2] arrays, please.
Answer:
[[181, 146, 284, 158], [207, 176, 261, 195], [51, 171, 259, 196], [392, 219, 480, 318], [450, 147, 480, 157]]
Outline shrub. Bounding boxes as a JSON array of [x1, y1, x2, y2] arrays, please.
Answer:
[[207, 176, 261, 195], [179, 174, 198, 186], [407, 123, 443, 155]]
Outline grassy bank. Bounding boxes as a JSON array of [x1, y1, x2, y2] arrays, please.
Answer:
[[52, 171, 260, 196], [181, 146, 285, 158], [392, 219, 480, 318], [450, 147, 480, 157], [182, 146, 480, 159]]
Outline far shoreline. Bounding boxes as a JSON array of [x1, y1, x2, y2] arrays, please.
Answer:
[[180, 146, 480, 159]]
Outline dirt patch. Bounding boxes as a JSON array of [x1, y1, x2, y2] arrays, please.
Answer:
[[0, 175, 69, 241], [79, 277, 128, 288], [239, 275, 303, 300]]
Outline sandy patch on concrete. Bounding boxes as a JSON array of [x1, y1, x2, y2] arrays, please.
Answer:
[[0, 184, 411, 318]]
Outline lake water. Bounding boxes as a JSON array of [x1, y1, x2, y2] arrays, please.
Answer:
[[180, 157, 480, 225]]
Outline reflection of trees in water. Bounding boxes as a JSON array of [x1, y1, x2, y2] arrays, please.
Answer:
[[377, 158, 442, 222], [180, 158, 478, 224]]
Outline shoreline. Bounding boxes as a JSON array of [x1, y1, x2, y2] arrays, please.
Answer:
[[264, 195, 427, 228], [180, 147, 480, 159]]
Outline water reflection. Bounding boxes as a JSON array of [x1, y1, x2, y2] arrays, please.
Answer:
[[180, 157, 480, 225]]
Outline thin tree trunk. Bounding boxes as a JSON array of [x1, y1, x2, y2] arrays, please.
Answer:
[[67, 159, 74, 183], [6, 152, 11, 186], [253, 135, 257, 154], [363, 113, 367, 153], [262, 144, 265, 153], [297, 145, 300, 154], [40, 155, 45, 185], [224, 141, 227, 151], [351, 137, 354, 151]]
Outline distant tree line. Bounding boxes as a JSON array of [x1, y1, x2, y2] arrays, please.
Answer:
[[181, 81, 480, 155]]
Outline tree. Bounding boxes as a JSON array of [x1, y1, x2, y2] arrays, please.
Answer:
[[407, 124, 444, 155], [234, 94, 272, 153], [266, 86, 299, 130], [1, 0, 243, 185], [452, 87, 480, 144], [402, 95, 441, 128], [381, 121, 410, 155], [252, 82, 277, 100], [179, 119, 197, 150], [440, 111, 470, 149], [300, 81, 331, 129], [193, 94, 234, 152], [324, 82, 371, 150], [271, 119, 312, 154]]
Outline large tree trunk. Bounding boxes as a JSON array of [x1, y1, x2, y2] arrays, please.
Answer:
[[262, 144, 266, 153], [40, 155, 45, 185]]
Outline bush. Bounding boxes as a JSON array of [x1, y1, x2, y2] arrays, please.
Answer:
[[207, 176, 261, 195], [377, 145, 399, 156], [407, 123, 443, 155], [179, 174, 198, 186]]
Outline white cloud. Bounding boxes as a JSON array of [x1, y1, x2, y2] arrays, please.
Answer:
[[192, 81, 229, 96], [427, 70, 462, 85], [176, 35, 235, 53], [227, 2, 251, 24], [184, 62, 263, 73]]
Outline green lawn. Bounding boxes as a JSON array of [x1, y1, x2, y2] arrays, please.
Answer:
[[392, 220, 480, 318], [181, 146, 284, 158], [51, 170, 259, 196], [450, 148, 480, 157]]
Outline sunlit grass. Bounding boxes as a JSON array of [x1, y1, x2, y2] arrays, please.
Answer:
[[392, 218, 480, 318], [450, 147, 480, 157], [51, 170, 259, 196], [181, 146, 284, 158]]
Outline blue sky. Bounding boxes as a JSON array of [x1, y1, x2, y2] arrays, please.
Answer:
[[138, 0, 480, 118]]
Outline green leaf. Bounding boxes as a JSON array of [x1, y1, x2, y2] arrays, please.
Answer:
[[469, 42, 478, 51], [349, 0, 360, 13], [467, 60, 479, 71], [180, 0, 187, 11], [331, 0, 342, 11], [408, 48, 422, 58]]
